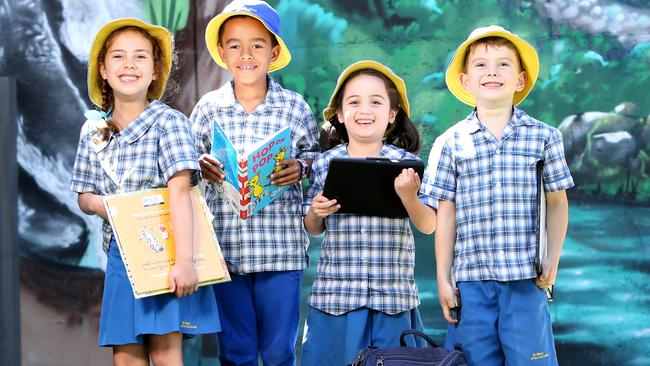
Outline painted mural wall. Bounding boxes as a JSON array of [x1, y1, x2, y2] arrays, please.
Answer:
[[1, 0, 649, 365]]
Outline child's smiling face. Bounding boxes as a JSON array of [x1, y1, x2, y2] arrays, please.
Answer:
[[460, 43, 527, 108], [100, 29, 158, 104], [217, 16, 280, 88], [337, 73, 397, 146]]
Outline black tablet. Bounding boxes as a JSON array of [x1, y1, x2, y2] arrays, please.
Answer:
[[322, 157, 425, 218]]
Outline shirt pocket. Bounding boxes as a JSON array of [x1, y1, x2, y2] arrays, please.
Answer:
[[509, 151, 542, 195], [455, 153, 492, 188]]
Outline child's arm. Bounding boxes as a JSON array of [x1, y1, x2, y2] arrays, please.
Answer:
[[394, 168, 437, 234], [77, 193, 108, 221], [535, 189, 569, 290], [436, 199, 458, 324], [304, 192, 339, 236], [167, 170, 199, 297]]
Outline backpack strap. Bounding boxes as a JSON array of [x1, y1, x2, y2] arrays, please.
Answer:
[[399, 329, 438, 348]]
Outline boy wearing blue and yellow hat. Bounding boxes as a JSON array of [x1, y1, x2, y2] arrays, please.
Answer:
[[423, 25, 574, 365], [189, 1, 319, 364]]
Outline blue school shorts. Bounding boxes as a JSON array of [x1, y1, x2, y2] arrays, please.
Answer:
[[444, 279, 558, 366], [98, 238, 220, 346], [301, 306, 426, 366], [212, 270, 303, 366]]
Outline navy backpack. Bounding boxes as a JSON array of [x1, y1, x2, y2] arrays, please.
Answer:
[[350, 330, 467, 366]]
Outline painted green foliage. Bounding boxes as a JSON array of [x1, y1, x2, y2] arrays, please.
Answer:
[[269, 0, 650, 202], [143, 0, 190, 31]]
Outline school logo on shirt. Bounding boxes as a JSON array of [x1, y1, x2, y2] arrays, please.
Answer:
[[530, 351, 550, 360]]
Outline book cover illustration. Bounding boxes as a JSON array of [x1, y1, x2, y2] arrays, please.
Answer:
[[210, 123, 291, 219], [103, 186, 230, 298]]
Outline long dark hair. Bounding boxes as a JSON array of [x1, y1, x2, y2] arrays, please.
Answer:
[[319, 69, 420, 154]]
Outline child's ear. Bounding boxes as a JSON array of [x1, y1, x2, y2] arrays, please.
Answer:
[[217, 45, 225, 63], [152, 67, 159, 81], [516, 71, 527, 92], [388, 109, 397, 124], [460, 73, 470, 90], [270, 44, 280, 62], [99, 63, 107, 80], [336, 110, 344, 124]]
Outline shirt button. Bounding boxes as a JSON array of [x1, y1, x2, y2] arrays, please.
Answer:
[[360, 256, 367, 262], [495, 182, 502, 188], [241, 225, 247, 231], [497, 217, 504, 223], [360, 228, 366, 234]]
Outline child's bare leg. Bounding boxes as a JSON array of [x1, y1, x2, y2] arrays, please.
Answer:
[[148, 332, 183, 366], [113, 344, 148, 366]]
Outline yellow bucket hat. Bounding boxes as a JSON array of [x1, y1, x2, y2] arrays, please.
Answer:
[[445, 25, 539, 106], [322, 60, 410, 122], [205, 0, 291, 73], [87, 18, 172, 108]]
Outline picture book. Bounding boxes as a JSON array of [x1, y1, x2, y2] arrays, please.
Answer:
[[103, 186, 230, 298], [210, 123, 291, 219]]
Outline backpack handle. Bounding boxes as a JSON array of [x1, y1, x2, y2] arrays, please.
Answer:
[[399, 329, 439, 348]]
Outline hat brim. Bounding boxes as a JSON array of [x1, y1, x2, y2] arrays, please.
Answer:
[[322, 60, 410, 122], [445, 27, 539, 106], [87, 18, 172, 108], [205, 12, 291, 73]]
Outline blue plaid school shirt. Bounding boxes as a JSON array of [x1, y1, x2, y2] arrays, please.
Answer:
[[70, 101, 201, 253], [190, 77, 319, 274], [424, 107, 574, 283], [304, 143, 421, 316]]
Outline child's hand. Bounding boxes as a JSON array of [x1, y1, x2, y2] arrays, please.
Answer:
[[270, 159, 300, 186], [438, 280, 460, 324], [394, 168, 421, 201], [309, 192, 340, 218], [535, 257, 558, 290], [199, 154, 226, 184], [169, 260, 199, 297]]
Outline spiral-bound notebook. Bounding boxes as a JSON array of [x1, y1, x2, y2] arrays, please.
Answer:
[[322, 157, 424, 218], [103, 186, 230, 298]]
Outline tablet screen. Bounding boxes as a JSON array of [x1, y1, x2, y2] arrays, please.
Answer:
[[322, 157, 424, 218]]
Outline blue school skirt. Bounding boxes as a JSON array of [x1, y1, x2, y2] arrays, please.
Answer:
[[98, 237, 221, 346]]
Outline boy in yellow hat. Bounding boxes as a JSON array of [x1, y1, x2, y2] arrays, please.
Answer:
[[189, 0, 319, 364], [423, 25, 574, 365]]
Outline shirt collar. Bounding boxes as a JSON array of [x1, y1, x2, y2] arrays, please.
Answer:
[[463, 106, 532, 134], [332, 143, 407, 159], [212, 76, 287, 110], [118, 100, 165, 144]]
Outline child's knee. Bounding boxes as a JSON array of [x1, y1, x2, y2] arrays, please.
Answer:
[[148, 347, 183, 366]]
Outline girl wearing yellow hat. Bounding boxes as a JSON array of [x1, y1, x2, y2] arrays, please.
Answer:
[[70, 18, 220, 364], [302, 60, 437, 365]]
